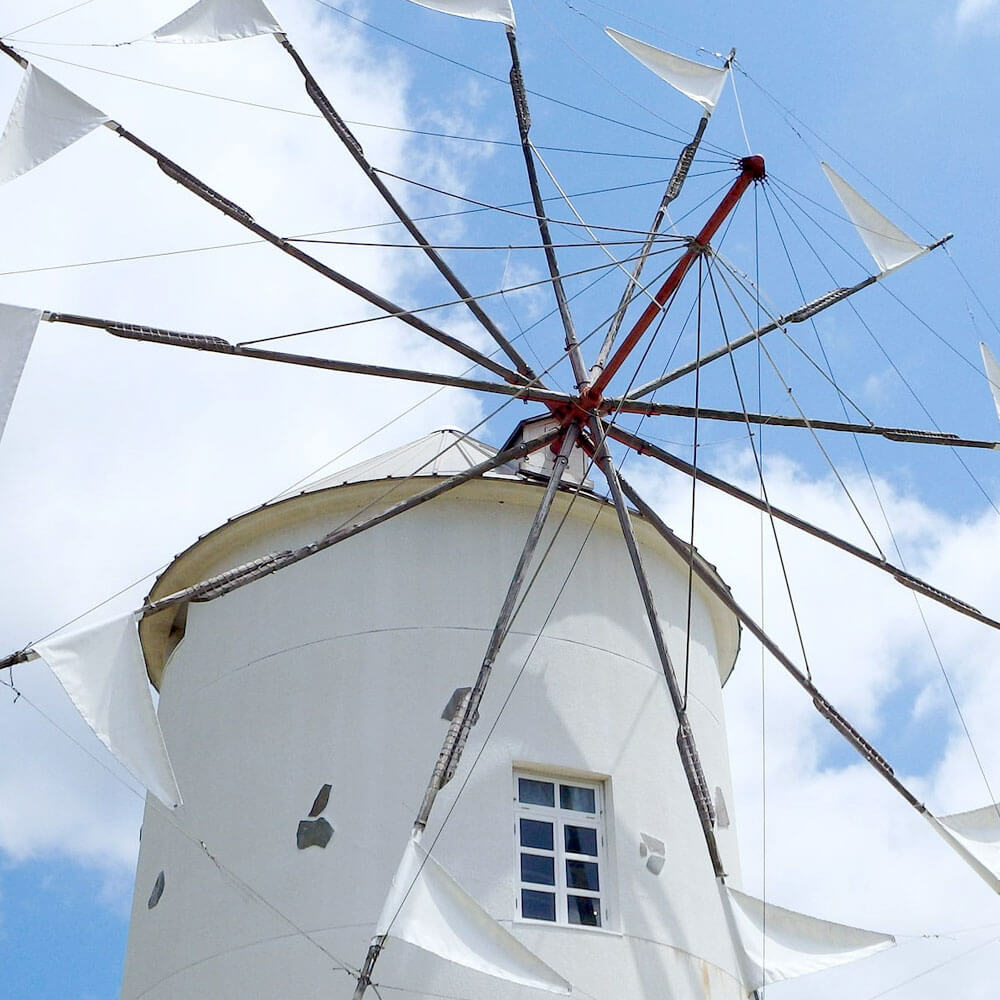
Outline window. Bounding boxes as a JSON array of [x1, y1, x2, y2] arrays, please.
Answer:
[[514, 772, 607, 928]]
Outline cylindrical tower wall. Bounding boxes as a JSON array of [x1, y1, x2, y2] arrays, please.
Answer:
[[121, 476, 745, 999]]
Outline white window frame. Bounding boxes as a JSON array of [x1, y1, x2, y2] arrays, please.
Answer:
[[513, 769, 610, 929]]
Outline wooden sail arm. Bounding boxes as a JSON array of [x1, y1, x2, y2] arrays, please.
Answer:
[[603, 423, 1000, 633], [627, 275, 879, 399], [0, 429, 562, 675], [628, 232, 953, 401], [273, 33, 538, 386], [350, 428, 582, 1000], [581, 422, 725, 877], [583, 154, 765, 406], [95, 121, 529, 386], [591, 115, 709, 380], [617, 474, 1000, 902], [0, 43, 528, 387], [505, 28, 590, 392], [413, 424, 581, 833], [602, 400, 1000, 450], [40, 311, 574, 406], [613, 470, 926, 814]]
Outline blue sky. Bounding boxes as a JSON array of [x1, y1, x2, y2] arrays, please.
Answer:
[[1, 0, 1000, 997]]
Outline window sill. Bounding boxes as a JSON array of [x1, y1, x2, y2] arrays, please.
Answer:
[[508, 918, 623, 938]]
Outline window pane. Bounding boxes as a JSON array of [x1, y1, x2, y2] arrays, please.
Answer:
[[564, 825, 598, 856], [521, 853, 555, 885], [519, 777, 555, 807], [559, 784, 596, 813], [520, 818, 554, 851], [522, 889, 556, 921], [567, 895, 601, 927], [566, 860, 600, 891]]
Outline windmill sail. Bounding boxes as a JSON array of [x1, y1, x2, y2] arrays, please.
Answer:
[[375, 834, 570, 993], [821, 163, 930, 274], [0, 303, 40, 444], [980, 342, 1000, 424], [151, 0, 282, 43], [605, 28, 728, 115], [928, 805, 1000, 894], [721, 884, 895, 989], [32, 614, 182, 809], [403, 0, 516, 28], [0, 66, 108, 184]]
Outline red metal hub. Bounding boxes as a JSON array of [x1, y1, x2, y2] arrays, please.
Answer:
[[535, 154, 766, 442]]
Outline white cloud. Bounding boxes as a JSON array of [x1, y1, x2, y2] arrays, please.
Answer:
[[0, 2, 998, 997], [956, 0, 1000, 28], [631, 446, 1000, 997], [0, 0, 496, 888]]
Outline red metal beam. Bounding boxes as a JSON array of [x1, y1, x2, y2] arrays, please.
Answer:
[[582, 155, 765, 408]]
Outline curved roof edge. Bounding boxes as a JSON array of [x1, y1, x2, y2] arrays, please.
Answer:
[[139, 429, 741, 688]]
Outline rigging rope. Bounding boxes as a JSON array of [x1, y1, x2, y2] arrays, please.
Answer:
[[755, 181, 768, 992], [374, 166, 701, 233], [18, 47, 732, 163], [734, 61, 937, 240], [238, 242, 685, 346], [681, 255, 703, 711], [711, 253, 888, 557], [0, 672, 361, 979], [531, 1, 738, 161], [704, 255, 816, 682], [728, 61, 753, 155], [0, 180, 690, 282], [759, 185, 1000, 816], [311, 0, 720, 149], [6, 241, 666, 666], [372, 207, 691, 953], [1, 0, 98, 37], [765, 182, 1000, 517]]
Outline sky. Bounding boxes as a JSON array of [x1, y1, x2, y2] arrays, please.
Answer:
[[1, 0, 1000, 997]]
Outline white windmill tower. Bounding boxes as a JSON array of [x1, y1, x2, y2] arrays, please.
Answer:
[[119, 424, 753, 998], [3, 1, 1000, 998]]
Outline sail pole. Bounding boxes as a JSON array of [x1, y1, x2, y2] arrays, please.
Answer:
[[602, 399, 1000, 450], [505, 28, 590, 391], [590, 113, 710, 380], [40, 311, 572, 406], [106, 121, 527, 384], [0, 429, 562, 675], [589, 31, 736, 378], [273, 33, 538, 384], [628, 274, 879, 398], [613, 472, 1000, 898], [627, 232, 953, 401], [584, 421, 725, 877], [0, 42, 527, 387], [414, 423, 581, 831], [604, 422, 1000, 632], [615, 471, 926, 812], [351, 425, 581, 1000]]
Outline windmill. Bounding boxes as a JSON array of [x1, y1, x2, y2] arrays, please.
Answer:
[[1, 0, 999, 997]]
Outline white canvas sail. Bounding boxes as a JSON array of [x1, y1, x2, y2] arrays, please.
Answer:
[[32, 614, 182, 809], [0, 66, 108, 185], [152, 0, 282, 43], [0, 303, 40, 445], [979, 342, 1000, 424], [605, 28, 728, 115], [821, 163, 929, 274], [403, 0, 515, 29], [928, 805, 1000, 894], [721, 884, 895, 989], [375, 834, 570, 993]]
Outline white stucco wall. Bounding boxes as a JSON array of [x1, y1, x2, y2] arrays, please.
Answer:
[[121, 478, 746, 1000]]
